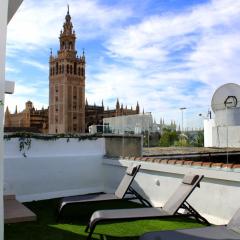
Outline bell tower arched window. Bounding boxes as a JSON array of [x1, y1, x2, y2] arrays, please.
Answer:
[[56, 62, 58, 74], [74, 62, 77, 74]]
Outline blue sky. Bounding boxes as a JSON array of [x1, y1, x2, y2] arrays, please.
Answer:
[[5, 0, 240, 128]]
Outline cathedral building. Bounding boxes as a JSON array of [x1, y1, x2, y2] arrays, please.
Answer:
[[4, 101, 48, 133], [4, 8, 140, 134]]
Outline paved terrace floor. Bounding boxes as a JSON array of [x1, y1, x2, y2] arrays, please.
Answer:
[[5, 199, 206, 240]]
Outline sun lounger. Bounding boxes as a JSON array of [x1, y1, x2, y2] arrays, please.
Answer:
[[58, 164, 151, 218], [139, 207, 240, 240], [85, 174, 209, 240]]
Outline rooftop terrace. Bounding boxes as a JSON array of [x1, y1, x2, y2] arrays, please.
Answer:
[[3, 135, 240, 240], [5, 199, 206, 240]]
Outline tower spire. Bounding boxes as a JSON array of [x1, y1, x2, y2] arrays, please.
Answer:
[[136, 101, 139, 113], [65, 4, 71, 22]]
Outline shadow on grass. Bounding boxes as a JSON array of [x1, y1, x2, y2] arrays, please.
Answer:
[[4, 199, 206, 240]]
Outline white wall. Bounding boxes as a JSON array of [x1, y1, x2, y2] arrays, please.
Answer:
[[212, 125, 240, 148], [204, 114, 240, 147], [103, 159, 240, 225], [4, 137, 240, 225], [4, 138, 105, 202], [203, 119, 215, 147], [0, 0, 9, 238]]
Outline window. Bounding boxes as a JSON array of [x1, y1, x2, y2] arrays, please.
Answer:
[[67, 64, 69, 74], [56, 62, 58, 74], [55, 96, 58, 101], [74, 62, 77, 74], [70, 65, 72, 74]]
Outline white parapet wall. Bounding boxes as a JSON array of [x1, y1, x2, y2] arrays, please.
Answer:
[[4, 137, 105, 202], [203, 119, 215, 147], [103, 159, 240, 225], [212, 125, 240, 148]]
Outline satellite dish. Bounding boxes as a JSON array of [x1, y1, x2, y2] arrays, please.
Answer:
[[211, 83, 240, 113]]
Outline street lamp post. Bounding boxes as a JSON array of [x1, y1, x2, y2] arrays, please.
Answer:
[[179, 107, 186, 132]]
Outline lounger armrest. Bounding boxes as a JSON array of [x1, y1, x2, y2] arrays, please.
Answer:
[[182, 175, 199, 185], [126, 165, 138, 176]]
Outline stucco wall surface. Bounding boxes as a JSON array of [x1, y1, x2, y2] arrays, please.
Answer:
[[103, 159, 240, 225], [4, 138, 105, 201]]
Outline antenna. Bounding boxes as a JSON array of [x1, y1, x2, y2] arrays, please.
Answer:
[[211, 83, 240, 112]]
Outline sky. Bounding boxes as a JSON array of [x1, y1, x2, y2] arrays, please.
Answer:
[[5, 0, 240, 128]]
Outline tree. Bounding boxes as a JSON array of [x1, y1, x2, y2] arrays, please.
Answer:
[[159, 128, 179, 147]]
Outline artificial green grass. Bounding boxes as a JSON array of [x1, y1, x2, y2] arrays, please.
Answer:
[[5, 199, 206, 240]]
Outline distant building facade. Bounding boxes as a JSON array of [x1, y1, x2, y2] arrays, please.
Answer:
[[4, 101, 48, 133], [85, 99, 139, 132], [4, 8, 140, 134]]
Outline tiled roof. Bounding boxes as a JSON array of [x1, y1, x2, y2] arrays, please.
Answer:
[[123, 156, 240, 170]]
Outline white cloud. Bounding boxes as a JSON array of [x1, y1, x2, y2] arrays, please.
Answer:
[[4, 82, 48, 113], [5, 65, 19, 73], [21, 59, 48, 72], [6, 0, 132, 55], [5, 0, 240, 128], [5, 94, 48, 113], [99, 0, 240, 124]]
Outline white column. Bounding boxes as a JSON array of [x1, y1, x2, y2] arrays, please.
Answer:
[[0, 0, 9, 238]]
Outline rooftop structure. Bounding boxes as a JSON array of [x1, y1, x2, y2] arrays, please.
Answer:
[[204, 83, 240, 147]]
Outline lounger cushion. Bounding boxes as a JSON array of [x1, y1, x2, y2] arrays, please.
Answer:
[[126, 165, 138, 176], [182, 175, 199, 185]]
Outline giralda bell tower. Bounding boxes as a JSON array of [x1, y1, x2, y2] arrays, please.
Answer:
[[49, 6, 85, 134]]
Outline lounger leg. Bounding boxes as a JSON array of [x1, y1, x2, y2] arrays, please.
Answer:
[[182, 201, 210, 225], [85, 223, 89, 232], [86, 225, 96, 240], [127, 187, 152, 207]]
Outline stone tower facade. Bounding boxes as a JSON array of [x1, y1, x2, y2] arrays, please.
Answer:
[[49, 7, 85, 134]]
